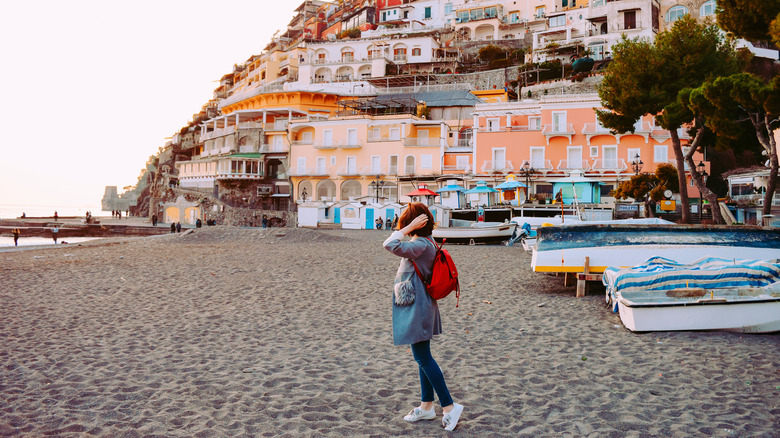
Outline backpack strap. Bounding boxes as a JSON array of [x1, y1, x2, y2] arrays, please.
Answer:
[[410, 236, 439, 294]]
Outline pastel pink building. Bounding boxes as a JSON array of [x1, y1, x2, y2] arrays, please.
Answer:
[[472, 93, 705, 203]]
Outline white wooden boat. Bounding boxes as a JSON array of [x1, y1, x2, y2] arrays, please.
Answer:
[[618, 285, 780, 333], [433, 221, 516, 244], [532, 224, 780, 274]]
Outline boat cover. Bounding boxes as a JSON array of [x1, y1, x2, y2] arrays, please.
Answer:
[[603, 257, 780, 312]]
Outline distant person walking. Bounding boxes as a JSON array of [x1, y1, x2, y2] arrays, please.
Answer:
[[52, 227, 59, 244], [54, 211, 58, 222], [12, 228, 20, 246], [176, 222, 181, 233], [170, 223, 176, 233], [391, 214, 399, 230], [195, 218, 202, 228], [152, 214, 158, 226], [21, 212, 26, 218], [382, 203, 464, 431], [262, 215, 268, 228]]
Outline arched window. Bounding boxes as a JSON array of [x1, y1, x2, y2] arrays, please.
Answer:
[[665, 5, 688, 22], [699, 0, 716, 17], [405, 155, 416, 175], [340, 180, 362, 200]]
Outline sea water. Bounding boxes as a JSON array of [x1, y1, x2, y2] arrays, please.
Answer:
[[0, 204, 104, 220], [0, 236, 103, 248]]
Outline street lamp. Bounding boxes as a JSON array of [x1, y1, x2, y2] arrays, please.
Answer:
[[631, 153, 644, 175], [696, 161, 709, 222], [369, 175, 387, 203], [521, 162, 534, 203]]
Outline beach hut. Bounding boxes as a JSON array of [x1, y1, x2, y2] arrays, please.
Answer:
[[464, 181, 498, 207], [428, 203, 453, 228], [436, 180, 467, 209], [552, 170, 602, 205], [338, 202, 364, 229], [494, 174, 527, 205], [297, 201, 330, 228], [383, 202, 403, 229], [406, 184, 439, 206]]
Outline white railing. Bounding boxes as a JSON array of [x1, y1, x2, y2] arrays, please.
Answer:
[[403, 137, 440, 147], [542, 123, 575, 135], [337, 166, 361, 176], [591, 158, 628, 171], [388, 166, 398, 176], [368, 135, 397, 143], [238, 121, 263, 130], [557, 160, 592, 171], [522, 160, 555, 172], [292, 139, 314, 145], [264, 121, 289, 131], [338, 140, 363, 149], [481, 160, 515, 173], [313, 143, 338, 150], [239, 145, 257, 153], [259, 144, 289, 153], [289, 167, 331, 177], [199, 125, 237, 141], [582, 123, 612, 135], [442, 164, 471, 173]]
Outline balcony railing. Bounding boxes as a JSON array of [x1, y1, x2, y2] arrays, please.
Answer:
[[200, 125, 237, 141], [289, 167, 331, 177], [215, 172, 263, 180], [237, 121, 263, 130], [507, 124, 542, 132], [239, 145, 258, 153], [292, 139, 314, 146], [403, 137, 440, 147], [481, 160, 515, 173], [264, 121, 289, 131], [259, 144, 289, 153], [557, 160, 592, 171], [542, 123, 575, 135], [522, 160, 555, 172], [338, 140, 363, 149], [582, 123, 612, 135], [442, 164, 471, 173], [313, 143, 338, 150], [388, 166, 398, 176], [614, 20, 644, 32], [368, 135, 400, 143], [393, 55, 408, 62], [337, 166, 362, 176], [591, 158, 628, 172]]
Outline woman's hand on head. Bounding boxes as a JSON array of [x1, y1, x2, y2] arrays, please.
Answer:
[[401, 214, 428, 235]]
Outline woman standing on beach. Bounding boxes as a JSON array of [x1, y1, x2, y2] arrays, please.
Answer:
[[383, 202, 464, 431]]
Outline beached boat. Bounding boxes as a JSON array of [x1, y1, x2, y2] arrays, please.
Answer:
[[511, 217, 672, 251], [432, 221, 516, 244], [603, 257, 780, 333], [532, 224, 780, 274]]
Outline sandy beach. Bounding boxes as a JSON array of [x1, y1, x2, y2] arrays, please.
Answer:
[[1, 227, 778, 437]]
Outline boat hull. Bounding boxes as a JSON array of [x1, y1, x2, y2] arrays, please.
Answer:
[[618, 295, 780, 333], [532, 225, 780, 273], [432, 223, 516, 244]]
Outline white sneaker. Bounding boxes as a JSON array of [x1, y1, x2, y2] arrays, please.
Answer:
[[404, 407, 436, 422], [442, 403, 464, 431]]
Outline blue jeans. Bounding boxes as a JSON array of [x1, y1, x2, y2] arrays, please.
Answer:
[[411, 340, 453, 407]]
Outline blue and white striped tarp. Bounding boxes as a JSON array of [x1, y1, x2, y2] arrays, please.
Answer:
[[603, 257, 780, 312]]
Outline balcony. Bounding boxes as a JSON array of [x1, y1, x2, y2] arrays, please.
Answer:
[[507, 124, 542, 132], [591, 158, 628, 173], [557, 160, 592, 172], [200, 125, 236, 142], [393, 55, 408, 63], [481, 160, 515, 173], [368, 135, 399, 143], [292, 139, 314, 146], [403, 137, 440, 147], [237, 121, 263, 130], [542, 123, 575, 144], [650, 126, 692, 142], [289, 167, 331, 177], [337, 166, 362, 177], [259, 144, 289, 153], [338, 139, 363, 149], [239, 145, 258, 153], [264, 121, 289, 132], [215, 171, 264, 181], [313, 143, 338, 150], [583, 121, 652, 144], [387, 166, 398, 176], [523, 160, 555, 173], [442, 164, 471, 173]]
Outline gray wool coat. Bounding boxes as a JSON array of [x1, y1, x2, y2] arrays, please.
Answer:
[[383, 230, 442, 345]]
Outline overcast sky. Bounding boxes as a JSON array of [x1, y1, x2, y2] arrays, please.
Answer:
[[0, 0, 290, 209]]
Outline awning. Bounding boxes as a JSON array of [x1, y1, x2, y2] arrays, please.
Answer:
[[464, 181, 498, 194], [436, 184, 467, 193], [494, 180, 527, 190]]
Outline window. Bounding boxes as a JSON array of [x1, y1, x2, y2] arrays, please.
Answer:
[[493, 148, 506, 170], [590, 146, 599, 157], [552, 111, 567, 132], [421, 154, 432, 169], [603, 146, 618, 168], [487, 118, 500, 132], [417, 130, 429, 145], [389, 127, 401, 140], [346, 156, 357, 174], [530, 147, 545, 169], [393, 48, 407, 60], [302, 131, 312, 143], [371, 127, 380, 141], [509, 12, 520, 23], [341, 51, 354, 62], [424, 7, 432, 19], [457, 10, 470, 23], [624, 10, 636, 29], [484, 7, 497, 19], [389, 155, 398, 175], [470, 9, 483, 21], [445, 3, 453, 16], [347, 128, 358, 147], [627, 148, 641, 166], [297, 157, 306, 174], [529, 117, 541, 130], [316, 157, 326, 174], [654, 145, 668, 163], [549, 14, 566, 27], [535, 6, 546, 18], [700, 0, 716, 17], [412, 48, 421, 56], [568, 146, 583, 169], [589, 43, 605, 60], [405, 155, 416, 174], [592, 0, 604, 6], [371, 156, 381, 174], [666, 5, 688, 22], [323, 129, 333, 146], [456, 155, 469, 170]]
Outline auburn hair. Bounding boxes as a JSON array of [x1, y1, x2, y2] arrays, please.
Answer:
[[398, 202, 434, 236]]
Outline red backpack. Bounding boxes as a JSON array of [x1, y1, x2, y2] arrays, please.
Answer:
[[412, 237, 460, 307]]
